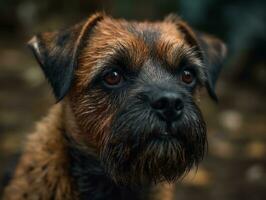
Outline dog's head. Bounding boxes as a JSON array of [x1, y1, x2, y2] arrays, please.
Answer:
[[28, 13, 226, 186]]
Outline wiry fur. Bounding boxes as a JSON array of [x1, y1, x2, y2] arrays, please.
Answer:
[[4, 13, 226, 200], [101, 89, 206, 186], [3, 105, 79, 200]]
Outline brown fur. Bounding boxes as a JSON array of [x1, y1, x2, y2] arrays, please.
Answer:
[[3, 103, 174, 200], [3, 104, 79, 200], [3, 13, 226, 200], [70, 16, 204, 150]]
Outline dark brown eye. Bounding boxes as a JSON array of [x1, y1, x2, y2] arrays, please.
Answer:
[[103, 70, 123, 86], [181, 70, 194, 84]]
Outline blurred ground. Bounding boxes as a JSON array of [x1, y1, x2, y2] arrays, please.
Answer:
[[0, 0, 265, 200]]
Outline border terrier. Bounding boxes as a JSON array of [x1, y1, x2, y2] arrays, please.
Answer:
[[3, 13, 226, 200]]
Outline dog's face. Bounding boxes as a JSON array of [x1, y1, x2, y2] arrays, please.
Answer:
[[28, 13, 226, 186]]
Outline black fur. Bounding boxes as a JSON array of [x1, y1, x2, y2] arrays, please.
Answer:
[[66, 134, 149, 200], [165, 14, 226, 101], [28, 16, 103, 100], [99, 62, 207, 186], [29, 29, 77, 100], [26, 15, 226, 199], [197, 32, 227, 101]]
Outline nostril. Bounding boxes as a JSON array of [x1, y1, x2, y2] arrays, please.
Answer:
[[151, 97, 169, 110], [175, 99, 184, 111], [149, 92, 184, 122]]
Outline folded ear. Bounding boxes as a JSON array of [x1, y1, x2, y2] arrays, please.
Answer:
[[28, 13, 104, 101], [165, 14, 227, 101], [196, 33, 227, 101]]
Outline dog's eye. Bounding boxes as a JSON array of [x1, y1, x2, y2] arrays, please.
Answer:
[[103, 70, 123, 86], [181, 69, 195, 84]]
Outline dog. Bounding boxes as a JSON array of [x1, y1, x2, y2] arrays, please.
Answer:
[[3, 13, 226, 200]]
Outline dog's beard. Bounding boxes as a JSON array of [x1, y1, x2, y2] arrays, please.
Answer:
[[100, 99, 207, 186]]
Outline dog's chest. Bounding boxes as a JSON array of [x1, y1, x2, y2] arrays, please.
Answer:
[[69, 147, 149, 200]]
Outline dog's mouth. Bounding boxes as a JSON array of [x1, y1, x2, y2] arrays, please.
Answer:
[[148, 124, 181, 141], [157, 131, 173, 139], [101, 106, 207, 185], [150, 130, 176, 141]]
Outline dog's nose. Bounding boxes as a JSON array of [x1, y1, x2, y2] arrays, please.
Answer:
[[150, 92, 183, 122]]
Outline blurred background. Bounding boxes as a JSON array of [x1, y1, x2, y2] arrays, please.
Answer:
[[0, 0, 265, 199]]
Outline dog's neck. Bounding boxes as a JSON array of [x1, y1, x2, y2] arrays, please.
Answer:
[[62, 101, 148, 200], [67, 141, 146, 200], [67, 141, 118, 199]]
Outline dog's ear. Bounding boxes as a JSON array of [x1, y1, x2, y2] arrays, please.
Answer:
[[28, 13, 104, 101], [165, 14, 227, 101], [196, 33, 227, 101]]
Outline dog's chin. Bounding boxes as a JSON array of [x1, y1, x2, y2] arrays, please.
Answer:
[[100, 125, 206, 186], [100, 102, 207, 186]]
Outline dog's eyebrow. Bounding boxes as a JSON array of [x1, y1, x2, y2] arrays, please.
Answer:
[[97, 39, 149, 71], [158, 40, 202, 67], [84, 41, 148, 84], [156, 40, 207, 83]]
